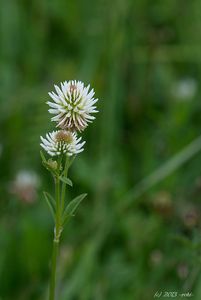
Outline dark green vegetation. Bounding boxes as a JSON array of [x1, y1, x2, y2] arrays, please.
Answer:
[[1, 0, 201, 299]]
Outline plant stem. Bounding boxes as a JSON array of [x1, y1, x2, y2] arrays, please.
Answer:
[[49, 239, 59, 300], [49, 176, 61, 300], [61, 156, 69, 212], [48, 155, 71, 300]]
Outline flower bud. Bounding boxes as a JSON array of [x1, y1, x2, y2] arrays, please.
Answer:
[[47, 159, 58, 170]]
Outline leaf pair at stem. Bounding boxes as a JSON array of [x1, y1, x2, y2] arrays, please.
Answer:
[[44, 191, 87, 226], [40, 150, 87, 235]]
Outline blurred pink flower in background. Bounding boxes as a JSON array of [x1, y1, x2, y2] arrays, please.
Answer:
[[9, 170, 40, 204]]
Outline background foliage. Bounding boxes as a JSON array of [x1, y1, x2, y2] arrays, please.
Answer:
[[1, 0, 201, 299]]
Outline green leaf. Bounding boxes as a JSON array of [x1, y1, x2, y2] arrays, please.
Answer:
[[59, 176, 73, 187], [62, 193, 87, 224], [44, 191, 56, 208], [68, 155, 76, 168], [40, 150, 47, 164], [43, 191, 56, 221]]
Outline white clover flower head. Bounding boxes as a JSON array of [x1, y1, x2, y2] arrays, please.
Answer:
[[47, 80, 98, 132], [40, 130, 85, 157]]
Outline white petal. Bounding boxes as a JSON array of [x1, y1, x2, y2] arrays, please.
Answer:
[[48, 108, 58, 114], [46, 101, 60, 109]]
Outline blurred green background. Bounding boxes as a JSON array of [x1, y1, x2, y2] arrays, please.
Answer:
[[1, 0, 201, 299]]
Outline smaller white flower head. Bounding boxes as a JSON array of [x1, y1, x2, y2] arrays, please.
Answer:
[[47, 80, 98, 132], [40, 130, 85, 157]]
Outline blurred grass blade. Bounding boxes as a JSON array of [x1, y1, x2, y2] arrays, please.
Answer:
[[121, 135, 201, 210]]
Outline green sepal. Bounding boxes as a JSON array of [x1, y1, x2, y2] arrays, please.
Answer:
[[43, 191, 56, 221], [62, 193, 87, 224], [59, 176, 73, 187]]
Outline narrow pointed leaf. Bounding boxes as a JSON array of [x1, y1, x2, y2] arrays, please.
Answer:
[[68, 155, 76, 168], [59, 176, 73, 187], [44, 191, 56, 209], [40, 150, 47, 163], [43, 191, 56, 221], [62, 193, 87, 224]]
